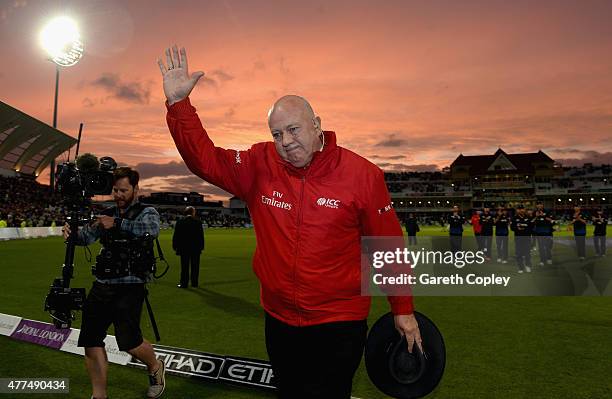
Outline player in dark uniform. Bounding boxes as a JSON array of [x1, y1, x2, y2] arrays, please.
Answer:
[[526, 208, 537, 252], [449, 205, 465, 253], [572, 206, 588, 260], [511, 204, 532, 273], [533, 202, 554, 266], [479, 206, 494, 261], [495, 206, 510, 263], [592, 208, 607, 257], [405, 213, 419, 246]]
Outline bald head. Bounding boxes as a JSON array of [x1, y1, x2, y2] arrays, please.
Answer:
[[268, 95, 316, 124], [268, 95, 323, 168]]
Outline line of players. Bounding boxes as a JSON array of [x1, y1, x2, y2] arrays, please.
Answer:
[[404, 204, 608, 273]]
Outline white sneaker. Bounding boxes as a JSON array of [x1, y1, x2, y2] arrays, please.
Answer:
[[147, 360, 166, 398], [539, 262, 544, 266], [502, 260, 508, 264], [518, 269, 524, 274], [546, 260, 553, 265], [525, 266, 532, 273], [497, 258, 502, 263]]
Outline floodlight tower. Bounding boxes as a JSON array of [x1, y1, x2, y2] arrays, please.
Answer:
[[39, 16, 84, 191]]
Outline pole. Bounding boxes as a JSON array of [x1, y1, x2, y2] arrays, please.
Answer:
[[75, 122, 83, 159], [50, 64, 60, 192]]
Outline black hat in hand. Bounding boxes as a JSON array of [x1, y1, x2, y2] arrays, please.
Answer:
[[365, 311, 446, 399]]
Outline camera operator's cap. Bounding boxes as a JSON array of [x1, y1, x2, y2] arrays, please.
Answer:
[[365, 312, 446, 399]]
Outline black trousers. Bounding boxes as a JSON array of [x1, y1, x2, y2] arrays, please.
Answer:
[[265, 313, 367, 399], [537, 235, 553, 262], [594, 235, 607, 256], [496, 235, 508, 260], [574, 236, 586, 258], [407, 234, 417, 246], [515, 236, 532, 270], [481, 235, 492, 257], [450, 235, 462, 253], [475, 233, 483, 251], [180, 252, 200, 287]]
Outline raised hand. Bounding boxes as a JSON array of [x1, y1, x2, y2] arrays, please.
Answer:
[[157, 45, 205, 105]]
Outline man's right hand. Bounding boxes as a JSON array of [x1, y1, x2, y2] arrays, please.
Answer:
[[158, 45, 205, 105], [62, 223, 71, 240]]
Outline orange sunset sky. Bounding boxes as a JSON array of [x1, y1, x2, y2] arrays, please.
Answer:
[[2, 0, 612, 201]]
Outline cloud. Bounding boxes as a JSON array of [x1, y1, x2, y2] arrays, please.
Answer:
[[374, 133, 408, 147], [279, 56, 291, 76], [201, 76, 218, 88], [0, 0, 26, 21], [91, 73, 151, 104], [210, 69, 234, 82], [199, 69, 234, 88], [551, 150, 612, 167], [82, 98, 95, 108], [253, 60, 265, 71], [133, 161, 233, 199], [376, 163, 440, 172], [368, 154, 407, 160], [132, 161, 191, 179], [139, 175, 232, 200]]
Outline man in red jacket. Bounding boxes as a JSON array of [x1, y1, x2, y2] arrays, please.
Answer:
[[158, 45, 421, 398]]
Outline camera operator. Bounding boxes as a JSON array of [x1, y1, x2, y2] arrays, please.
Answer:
[[62, 167, 165, 399]]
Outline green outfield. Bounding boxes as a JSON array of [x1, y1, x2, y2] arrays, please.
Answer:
[[1, 227, 611, 398]]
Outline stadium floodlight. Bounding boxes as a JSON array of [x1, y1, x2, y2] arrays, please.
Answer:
[[40, 16, 83, 67], [39, 16, 84, 190]]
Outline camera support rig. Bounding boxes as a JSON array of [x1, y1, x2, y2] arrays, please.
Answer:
[[44, 202, 88, 329]]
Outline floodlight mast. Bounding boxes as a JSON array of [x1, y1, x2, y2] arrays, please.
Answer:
[[39, 16, 84, 191]]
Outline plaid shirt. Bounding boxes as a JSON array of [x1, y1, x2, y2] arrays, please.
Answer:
[[77, 201, 160, 284]]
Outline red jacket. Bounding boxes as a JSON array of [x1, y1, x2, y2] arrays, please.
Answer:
[[471, 214, 482, 234], [167, 98, 413, 326]]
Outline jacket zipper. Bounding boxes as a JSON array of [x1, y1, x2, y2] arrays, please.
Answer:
[[292, 175, 306, 326]]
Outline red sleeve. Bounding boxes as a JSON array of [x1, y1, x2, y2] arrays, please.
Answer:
[[360, 167, 414, 315], [166, 97, 255, 199]]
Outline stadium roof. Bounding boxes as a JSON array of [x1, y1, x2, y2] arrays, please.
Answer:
[[0, 101, 76, 176], [450, 148, 554, 174]]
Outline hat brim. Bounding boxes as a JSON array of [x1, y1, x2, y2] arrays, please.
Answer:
[[365, 311, 446, 399]]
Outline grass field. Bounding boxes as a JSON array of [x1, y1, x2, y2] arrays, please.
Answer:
[[1, 226, 611, 399]]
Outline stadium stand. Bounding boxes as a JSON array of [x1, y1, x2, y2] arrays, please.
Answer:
[[0, 175, 63, 227], [387, 148, 612, 221]]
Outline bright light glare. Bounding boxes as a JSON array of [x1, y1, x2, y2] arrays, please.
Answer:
[[40, 16, 83, 67]]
